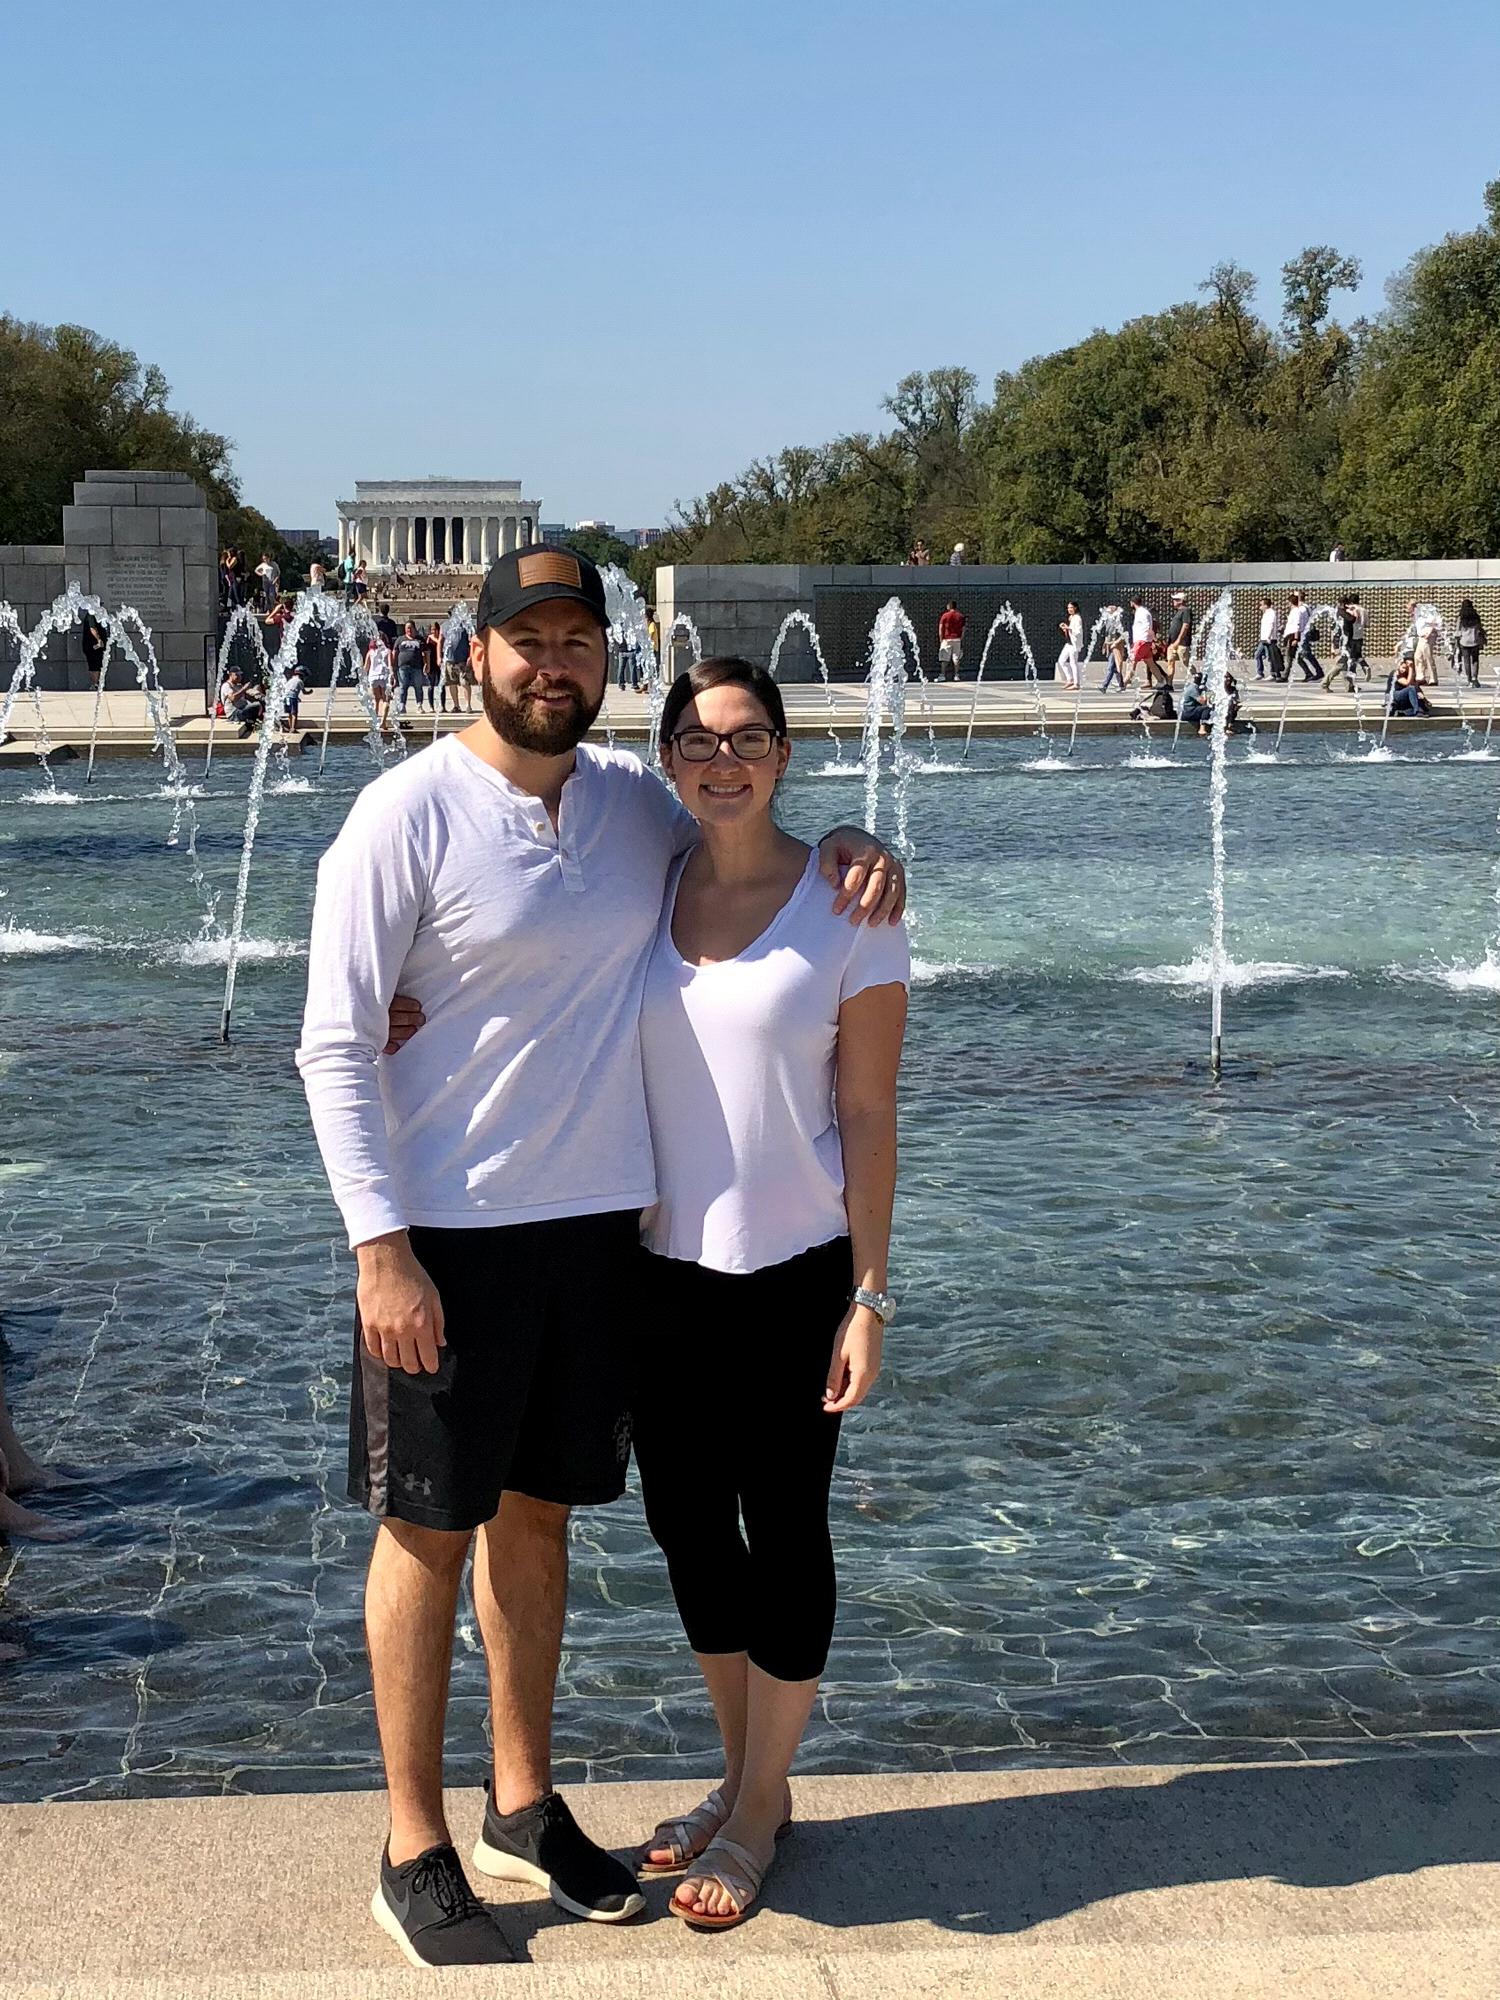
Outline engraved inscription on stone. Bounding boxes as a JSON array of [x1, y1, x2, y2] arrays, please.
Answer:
[[96, 551, 174, 617]]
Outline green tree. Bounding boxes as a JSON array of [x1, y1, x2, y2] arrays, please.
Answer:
[[1334, 181, 1500, 556]]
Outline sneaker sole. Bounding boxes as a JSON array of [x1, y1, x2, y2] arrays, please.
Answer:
[[471, 1837, 645, 1923], [370, 1886, 433, 1971]]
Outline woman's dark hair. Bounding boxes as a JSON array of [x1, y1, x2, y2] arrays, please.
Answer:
[[1459, 597, 1479, 625], [658, 655, 788, 753]]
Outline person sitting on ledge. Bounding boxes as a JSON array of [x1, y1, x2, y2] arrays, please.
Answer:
[[1388, 654, 1432, 718]]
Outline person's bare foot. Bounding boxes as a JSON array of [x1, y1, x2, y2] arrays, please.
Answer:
[[0, 1492, 82, 1541], [645, 1780, 790, 1872], [674, 1801, 782, 1920]]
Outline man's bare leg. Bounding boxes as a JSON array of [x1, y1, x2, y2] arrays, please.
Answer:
[[366, 1517, 472, 1863], [472, 1492, 570, 1812]]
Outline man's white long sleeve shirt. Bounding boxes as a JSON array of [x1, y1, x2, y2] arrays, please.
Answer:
[[296, 736, 689, 1249]]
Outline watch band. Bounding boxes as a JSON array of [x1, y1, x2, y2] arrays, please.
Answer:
[[853, 1286, 895, 1326]]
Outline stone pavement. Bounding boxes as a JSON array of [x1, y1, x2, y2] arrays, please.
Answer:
[[0, 679, 1483, 764], [3, 1758, 1496, 1997]]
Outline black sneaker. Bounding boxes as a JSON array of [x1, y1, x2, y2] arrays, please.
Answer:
[[371, 1842, 514, 1969], [472, 1786, 645, 1923]]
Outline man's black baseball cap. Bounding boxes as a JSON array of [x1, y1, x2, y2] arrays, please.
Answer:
[[475, 545, 608, 633]]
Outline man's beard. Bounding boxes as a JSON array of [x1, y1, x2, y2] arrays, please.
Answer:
[[481, 671, 604, 755]]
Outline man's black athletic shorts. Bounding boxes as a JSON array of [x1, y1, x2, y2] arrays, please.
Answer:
[[348, 1210, 640, 1531]]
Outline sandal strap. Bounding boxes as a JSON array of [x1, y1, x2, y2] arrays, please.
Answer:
[[691, 1835, 767, 1913], [647, 1786, 729, 1867]]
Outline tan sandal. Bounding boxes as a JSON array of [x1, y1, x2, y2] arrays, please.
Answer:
[[637, 1786, 732, 1878], [638, 1787, 792, 1878], [670, 1834, 775, 1930]]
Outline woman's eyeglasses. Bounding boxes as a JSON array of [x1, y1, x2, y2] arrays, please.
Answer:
[[670, 727, 780, 763]]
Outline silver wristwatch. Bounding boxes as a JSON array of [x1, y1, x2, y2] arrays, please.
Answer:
[[853, 1287, 895, 1326]]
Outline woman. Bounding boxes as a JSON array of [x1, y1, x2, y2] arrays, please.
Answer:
[[1055, 601, 1084, 690], [1456, 599, 1488, 689], [364, 630, 393, 731], [632, 658, 908, 1930], [423, 621, 444, 709]]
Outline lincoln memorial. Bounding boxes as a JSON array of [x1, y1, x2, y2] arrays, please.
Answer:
[[334, 479, 541, 570]]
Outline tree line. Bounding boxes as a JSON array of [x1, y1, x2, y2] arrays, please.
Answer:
[[0, 316, 312, 586], [648, 179, 1500, 573]]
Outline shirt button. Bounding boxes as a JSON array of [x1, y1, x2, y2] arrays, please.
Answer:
[[534, 821, 546, 834]]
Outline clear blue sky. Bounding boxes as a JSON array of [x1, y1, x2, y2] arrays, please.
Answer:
[[5, 0, 1497, 535]]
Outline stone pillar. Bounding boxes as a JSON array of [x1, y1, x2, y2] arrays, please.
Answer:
[[469, 517, 481, 569], [502, 515, 518, 554], [337, 518, 347, 561], [60, 469, 218, 691]]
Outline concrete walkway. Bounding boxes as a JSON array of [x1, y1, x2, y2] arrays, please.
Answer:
[[0, 679, 1484, 763], [3, 1758, 1496, 1997]]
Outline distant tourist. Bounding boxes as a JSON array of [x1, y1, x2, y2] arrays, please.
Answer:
[[423, 621, 443, 706], [296, 545, 902, 1967], [0, 1356, 67, 1544], [937, 600, 966, 682], [948, 541, 965, 566], [1455, 599, 1487, 687], [1098, 610, 1128, 692], [364, 632, 392, 729], [81, 614, 107, 688], [280, 664, 305, 733], [909, 539, 931, 566], [1255, 597, 1279, 679], [309, 561, 327, 590], [1055, 602, 1084, 690], [1129, 596, 1156, 685], [354, 561, 369, 603], [1281, 593, 1309, 680], [1324, 596, 1367, 692], [1329, 541, 1346, 563], [442, 621, 475, 713], [1405, 600, 1443, 686], [375, 602, 399, 651], [1388, 654, 1432, 717], [1164, 592, 1193, 681], [1181, 666, 1241, 737], [223, 668, 264, 738], [339, 551, 356, 601], [263, 592, 294, 632], [254, 551, 281, 612], [647, 608, 661, 663], [394, 620, 428, 712]]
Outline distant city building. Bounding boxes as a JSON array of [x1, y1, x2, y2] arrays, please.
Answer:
[[575, 519, 616, 538], [276, 527, 329, 550], [334, 479, 542, 571], [539, 522, 569, 545]]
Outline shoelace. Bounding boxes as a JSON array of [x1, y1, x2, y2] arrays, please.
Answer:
[[407, 1848, 484, 1924]]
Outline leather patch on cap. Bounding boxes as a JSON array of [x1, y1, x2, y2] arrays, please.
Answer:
[[517, 552, 581, 589]]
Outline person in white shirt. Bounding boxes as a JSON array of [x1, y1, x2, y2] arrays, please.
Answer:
[[948, 541, 965, 565], [630, 657, 907, 1930], [1054, 602, 1085, 690], [1255, 598, 1280, 680], [363, 634, 392, 731], [1407, 599, 1443, 686], [1129, 597, 1156, 686], [298, 546, 904, 1967], [1281, 593, 1309, 681]]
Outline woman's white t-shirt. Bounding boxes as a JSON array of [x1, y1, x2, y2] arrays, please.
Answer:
[[639, 849, 910, 1275]]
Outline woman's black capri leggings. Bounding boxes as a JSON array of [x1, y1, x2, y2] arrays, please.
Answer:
[[633, 1236, 852, 1684]]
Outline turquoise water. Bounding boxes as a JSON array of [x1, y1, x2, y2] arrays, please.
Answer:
[[2, 734, 1498, 1802]]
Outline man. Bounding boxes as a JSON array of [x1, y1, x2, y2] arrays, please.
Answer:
[[1129, 596, 1156, 686], [937, 600, 965, 682], [1164, 592, 1193, 682], [254, 551, 281, 613], [1408, 600, 1442, 686], [375, 601, 399, 652], [948, 541, 965, 566], [1281, 593, 1308, 682], [394, 620, 428, 713], [1254, 597, 1279, 680], [296, 546, 903, 1969], [81, 614, 107, 689], [440, 620, 474, 714]]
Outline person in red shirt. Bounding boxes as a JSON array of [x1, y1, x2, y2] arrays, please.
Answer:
[[937, 601, 965, 682]]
